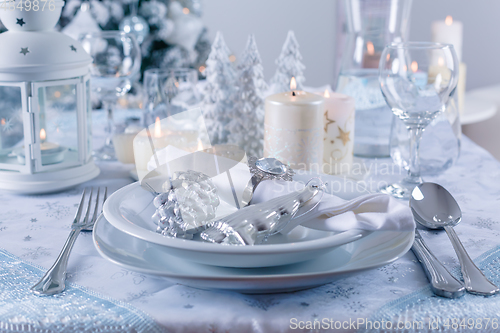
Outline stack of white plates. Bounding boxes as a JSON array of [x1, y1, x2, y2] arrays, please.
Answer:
[[95, 174, 414, 293]]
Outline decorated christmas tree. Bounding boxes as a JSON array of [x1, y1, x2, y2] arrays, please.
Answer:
[[227, 35, 267, 157], [37, 0, 211, 78], [202, 31, 237, 145], [269, 30, 306, 93]]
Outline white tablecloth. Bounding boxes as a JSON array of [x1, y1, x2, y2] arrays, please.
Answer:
[[1, 118, 500, 332]]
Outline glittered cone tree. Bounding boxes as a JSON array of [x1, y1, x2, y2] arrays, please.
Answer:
[[202, 31, 237, 144], [270, 30, 306, 93], [228, 35, 268, 157]]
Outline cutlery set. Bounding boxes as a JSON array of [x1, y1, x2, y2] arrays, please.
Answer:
[[410, 182, 498, 298]]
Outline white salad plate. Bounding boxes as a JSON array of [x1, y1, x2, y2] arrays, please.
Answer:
[[93, 215, 414, 293], [102, 174, 373, 268]]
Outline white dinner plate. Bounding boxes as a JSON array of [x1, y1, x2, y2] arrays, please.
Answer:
[[93, 215, 414, 293], [103, 174, 372, 267]]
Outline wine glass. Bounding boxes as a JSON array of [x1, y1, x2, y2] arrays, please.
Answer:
[[378, 42, 459, 199], [80, 31, 141, 161], [143, 68, 201, 127]]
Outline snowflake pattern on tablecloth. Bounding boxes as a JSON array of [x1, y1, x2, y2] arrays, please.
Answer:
[[244, 296, 280, 311], [20, 247, 51, 260], [124, 290, 154, 304], [36, 202, 70, 220], [110, 269, 146, 285]]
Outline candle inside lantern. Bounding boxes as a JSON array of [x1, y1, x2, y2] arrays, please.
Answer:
[[39, 128, 60, 153], [264, 77, 324, 171], [318, 88, 355, 175]]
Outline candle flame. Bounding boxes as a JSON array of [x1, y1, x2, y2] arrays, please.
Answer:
[[445, 15, 453, 26], [367, 41, 375, 56], [290, 77, 297, 90], [386, 53, 390, 61], [1, 118, 5, 125], [324, 89, 330, 98], [40, 128, 46, 141], [438, 57, 445, 66], [183, 7, 190, 14], [154, 117, 162, 138], [197, 139, 203, 151], [411, 61, 418, 72]]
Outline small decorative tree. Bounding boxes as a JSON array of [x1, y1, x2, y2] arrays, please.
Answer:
[[269, 30, 306, 93], [227, 35, 268, 157], [202, 31, 237, 145]]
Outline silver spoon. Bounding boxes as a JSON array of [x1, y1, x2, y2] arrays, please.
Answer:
[[410, 182, 499, 296]]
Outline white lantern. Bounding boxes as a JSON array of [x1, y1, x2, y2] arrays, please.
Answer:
[[0, 1, 99, 193]]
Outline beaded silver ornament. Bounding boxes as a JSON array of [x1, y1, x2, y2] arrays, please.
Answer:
[[151, 170, 220, 239]]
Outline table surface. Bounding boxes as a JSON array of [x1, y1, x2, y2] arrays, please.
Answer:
[[1, 113, 500, 332]]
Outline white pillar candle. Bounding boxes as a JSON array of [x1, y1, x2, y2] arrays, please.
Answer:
[[431, 16, 466, 113], [264, 78, 324, 171], [316, 88, 355, 175], [432, 16, 463, 62]]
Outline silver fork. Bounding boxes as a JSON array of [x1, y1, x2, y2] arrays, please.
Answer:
[[31, 187, 107, 296]]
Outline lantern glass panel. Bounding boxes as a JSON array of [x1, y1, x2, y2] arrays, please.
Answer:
[[86, 79, 92, 159], [37, 83, 79, 167], [0, 85, 25, 167]]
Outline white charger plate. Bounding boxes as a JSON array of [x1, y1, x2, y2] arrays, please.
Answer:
[[103, 174, 372, 267], [93, 215, 414, 293]]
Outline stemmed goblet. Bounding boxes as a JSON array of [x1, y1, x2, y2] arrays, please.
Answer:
[[379, 42, 459, 199], [80, 31, 141, 161]]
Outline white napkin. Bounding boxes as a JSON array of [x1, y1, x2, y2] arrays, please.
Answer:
[[147, 146, 415, 232], [252, 180, 415, 233]]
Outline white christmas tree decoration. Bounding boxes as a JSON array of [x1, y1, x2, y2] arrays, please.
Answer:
[[270, 30, 306, 93], [227, 34, 268, 157], [202, 31, 237, 145]]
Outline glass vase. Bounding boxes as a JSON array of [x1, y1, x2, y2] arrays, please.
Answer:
[[336, 0, 413, 158]]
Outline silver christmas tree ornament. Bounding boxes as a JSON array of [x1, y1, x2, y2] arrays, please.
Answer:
[[202, 31, 237, 145], [152, 170, 220, 239], [227, 34, 268, 157], [269, 30, 306, 93]]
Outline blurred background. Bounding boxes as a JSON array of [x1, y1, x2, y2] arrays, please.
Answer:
[[202, 0, 500, 160]]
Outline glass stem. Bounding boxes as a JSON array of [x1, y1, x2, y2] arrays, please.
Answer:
[[405, 126, 424, 184], [103, 101, 115, 146]]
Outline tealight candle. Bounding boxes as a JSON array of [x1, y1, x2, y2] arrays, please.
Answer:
[[17, 128, 66, 165], [317, 88, 355, 175], [264, 77, 324, 170]]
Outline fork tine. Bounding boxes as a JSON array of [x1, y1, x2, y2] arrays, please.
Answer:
[[74, 188, 87, 221], [103, 187, 108, 202], [82, 188, 93, 224], [90, 187, 101, 224]]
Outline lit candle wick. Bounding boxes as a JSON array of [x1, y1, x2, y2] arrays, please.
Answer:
[[40, 128, 47, 142], [290, 77, 297, 96], [154, 117, 162, 138]]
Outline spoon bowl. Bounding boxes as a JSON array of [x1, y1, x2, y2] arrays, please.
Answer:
[[410, 182, 499, 296], [410, 183, 461, 229]]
